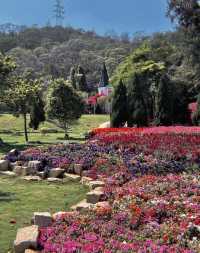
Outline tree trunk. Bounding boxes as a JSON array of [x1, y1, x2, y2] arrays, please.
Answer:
[[64, 123, 69, 139], [23, 113, 29, 143]]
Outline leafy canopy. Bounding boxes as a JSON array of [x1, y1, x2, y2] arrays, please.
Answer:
[[46, 78, 84, 135], [111, 43, 165, 85]]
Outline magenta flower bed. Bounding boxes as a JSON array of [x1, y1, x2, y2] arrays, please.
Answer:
[[39, 173, 200, 253], [35, 127, 200, 252]]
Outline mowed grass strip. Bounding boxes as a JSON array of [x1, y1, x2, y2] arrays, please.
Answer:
[[0, 176, 89, 253], [0, 114, 109, 156]]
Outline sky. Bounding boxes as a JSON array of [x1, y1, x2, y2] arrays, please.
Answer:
[[0, 0, 174, 36]]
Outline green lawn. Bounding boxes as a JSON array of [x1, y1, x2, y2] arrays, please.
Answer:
[[0, 176, 88, 253], [0, 114, 109, 156], [0, 114, 109, 252]]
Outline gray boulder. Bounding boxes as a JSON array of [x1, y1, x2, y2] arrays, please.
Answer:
[[0, 160, 9, 171], [14, 225, 39, 253], [34, 212, 52, 227]]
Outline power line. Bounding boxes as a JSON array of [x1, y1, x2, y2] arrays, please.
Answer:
[[54, 0, 65, 26]]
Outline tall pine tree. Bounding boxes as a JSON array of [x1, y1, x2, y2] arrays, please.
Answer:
[[99, 62, 109, 87], [77, 65, 88, 92], [111, 79, 128, 127], [29, 93, 46, 130], [154, 74, 174, 126], [192, 94, 200, 125], [127, 74, 148, 127], [69, 66, 76, 89]]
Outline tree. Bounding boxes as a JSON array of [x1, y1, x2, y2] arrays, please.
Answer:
[[69, 66, 76, 89], [0, 53, 16, 90], [154, 74, 174, 126], [111, 79, 128, 127], [5, 78, 45, 142], [192, 94, 200, 125], [167, 0, 200, 33], [173, 82, 190, 124], [76, 66, 88, 92], [46, 79, 84, 138], [29, 94, 46, 130], [99, 62, 109, 87], [127, 74, 148, 127]]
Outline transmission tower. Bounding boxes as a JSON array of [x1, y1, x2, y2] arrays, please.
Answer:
[[54, 0, 65, 26]]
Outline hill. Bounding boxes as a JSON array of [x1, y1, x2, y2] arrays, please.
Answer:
[[0, 25, 143, 86]]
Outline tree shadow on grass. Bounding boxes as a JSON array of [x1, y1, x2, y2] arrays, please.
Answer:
[[56, 136, 85, 142], [0, 191, 17, 203], [0, 143, 28, 155]]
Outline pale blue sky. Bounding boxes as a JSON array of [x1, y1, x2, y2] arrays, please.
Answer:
[[0, 0, 173, 35]]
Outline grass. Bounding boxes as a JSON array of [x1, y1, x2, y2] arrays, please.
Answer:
[[0, 176, 89, 253], [0, 114, 109, 156], [0, 114, 109, 252]]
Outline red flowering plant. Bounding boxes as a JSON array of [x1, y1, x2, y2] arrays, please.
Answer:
[[39, 173, 200, 252]]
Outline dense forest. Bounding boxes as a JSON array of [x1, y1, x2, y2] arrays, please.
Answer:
[[0, 24, 140, 86], [0, 23, 199, 98]]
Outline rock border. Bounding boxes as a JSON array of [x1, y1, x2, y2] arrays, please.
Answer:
[[11, 166, 106, 252]]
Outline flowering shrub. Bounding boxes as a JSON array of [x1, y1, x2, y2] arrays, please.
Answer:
[[39, 174, 200, 252]]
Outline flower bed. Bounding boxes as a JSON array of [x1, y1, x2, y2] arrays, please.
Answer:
[[8, 127, 200, 252], [6, 129, 200, 179], [39, 173, 200, 253]]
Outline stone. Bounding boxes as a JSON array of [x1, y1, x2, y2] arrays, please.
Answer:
[[94, 187, 104, 192], [47, 178, 62, 183], [89, 180, 105, 190], [52, 211, 76, 221], [86, 190, 104, 204], [81, 176, 93, 186], [63, 173, 81, 182], [10, 162, 17, 171], [74, 164, 83, 175], [14, 225, 39, 253], [28, 161, 42, 174], [49, 168, 65, 178], [9, 149, 19, 156], [22, 176, 42, 182], [37, 171, 46, 179], [71, 199, 94, 212], [34, 212, 52, 228], [81, 171, 89, 177], [0, 160, 9, 171], [13, 166, 29, 176], [95, 201, 111, 209], [0, 171, 16, 177], [99, 121, 110, 129], [25, 250, 40, 253]]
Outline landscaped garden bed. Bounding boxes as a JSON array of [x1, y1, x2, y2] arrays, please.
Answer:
[[2, 127, 200, 252]]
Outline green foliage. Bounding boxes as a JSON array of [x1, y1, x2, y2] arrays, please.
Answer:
[[111, 43, 165, 85], [29, 94, 46, 130], [76, 66, 88, 92], [46, 79, 84, 138], [4, 78, 44, 142], [127, 74, 148, 127], [0, 26, 134, 85], [154, 74, 174, 126], [99, 62, 109, 87], [69, 66, 76, 89], [111, 80, 128, 127], [192, 94, 200, 125], [173, 82, 190, 124], [0, 53, 16, 97], [5, 78, 41, 114], [167, 0, 200, 33]]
